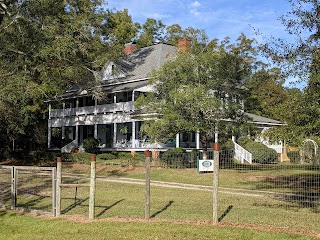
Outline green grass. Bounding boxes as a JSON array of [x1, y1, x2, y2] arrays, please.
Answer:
[[0, 210, 318, 240], [55, 180, 320, 233], [1, 162, 320, 235]]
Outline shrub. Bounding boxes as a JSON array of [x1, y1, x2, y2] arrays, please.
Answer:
[[244, 141, 278, 164], [287, 151, 300, 164], [97, 153, 117, 161], [220, 139, 235, 151], [67, 152, 93, 164], [118, 152, 132, 158], [161, 148, 187, 168], [83, 137, 99, 154], [31, 151, 56, 162]]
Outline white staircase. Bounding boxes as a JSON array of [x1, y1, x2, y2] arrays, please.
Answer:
[[61, 139, 77, 153], [233, 141, 252, 164]]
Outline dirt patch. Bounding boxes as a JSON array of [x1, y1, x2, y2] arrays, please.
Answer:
[[27, 212, 320, 238]]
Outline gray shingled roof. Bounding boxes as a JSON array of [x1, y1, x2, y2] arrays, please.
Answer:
[[245, 112, 284, 126], [117, 43, 176, 81], [46, 43, 176, 102]]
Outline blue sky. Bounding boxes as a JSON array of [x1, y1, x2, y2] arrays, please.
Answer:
[[106, 0, 293, 43], [107, 0, 305, 88]]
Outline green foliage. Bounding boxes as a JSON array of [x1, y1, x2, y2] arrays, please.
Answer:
[[287, 151, 300, 164], [160, 148, 188, 168], [97, 153, 117, 161], [30, 151, 55, 162], [83, 138, 99, 154], [0, 1, 141, 152], [244, 141, 278, 164], [136, 18, 165, 48], [118, 152, 133, 158], [66, 152, 92, 164], [136, 34, 256, 155]]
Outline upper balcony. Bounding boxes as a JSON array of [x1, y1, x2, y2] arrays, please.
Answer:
[[50, 102, 134, 119]]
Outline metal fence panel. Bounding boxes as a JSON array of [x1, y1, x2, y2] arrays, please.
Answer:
[[0, 166, 12, 207]]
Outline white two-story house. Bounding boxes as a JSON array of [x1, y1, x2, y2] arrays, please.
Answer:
[[46, 39, 285, 161]]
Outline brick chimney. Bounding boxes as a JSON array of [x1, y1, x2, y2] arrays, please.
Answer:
[[177, 38, 191, 52], [124, 42, 137, 56]]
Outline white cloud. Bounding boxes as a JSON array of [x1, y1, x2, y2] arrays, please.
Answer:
[[191, 1, 201, 8]]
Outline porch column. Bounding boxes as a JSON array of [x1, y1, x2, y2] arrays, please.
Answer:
[[49, 103, 51, 120], [215, 126, 219, 144], [48, 125, 51, 149], [62, 126, 65, 139], [94, 98, 97, 115], [94, 124, 98, 139], [62, 102, 65, 118], [75, 125, 79, 147], [76, 98, 79, 116], [196, 131, 200, 149], [132, 121, 136, 148], [176, 133, 180, 148], [113, 123, 117, 147], [113, 94, 117, 113]]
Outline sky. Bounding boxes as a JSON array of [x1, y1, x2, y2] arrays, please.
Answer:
[[106, 0, 293, 43], [106, 0, 305, 87]]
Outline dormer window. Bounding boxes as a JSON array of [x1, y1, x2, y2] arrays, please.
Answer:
[[102, 62, 125, 81]]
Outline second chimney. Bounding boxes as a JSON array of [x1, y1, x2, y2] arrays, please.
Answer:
[[124, 42, 137, 56], [177, 38, 191, 52]]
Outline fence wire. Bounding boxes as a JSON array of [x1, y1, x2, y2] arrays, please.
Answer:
[[0, 166, 56, 215], [0, 166, 12, 206]]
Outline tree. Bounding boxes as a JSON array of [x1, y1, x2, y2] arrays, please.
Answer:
[[0, 0, 138, 151], [164, 24, 184, 46], [136, 18, 165, 48], [136, 33, 256, 158], [264, 0, 320, 79], [261, 0, 320, 144], [244, 68, 288, 120], [102, 9, 140, 57]]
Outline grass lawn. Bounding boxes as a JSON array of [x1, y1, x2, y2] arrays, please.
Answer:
[[1, 162, 319, 236], [0, 209, 318, 240]]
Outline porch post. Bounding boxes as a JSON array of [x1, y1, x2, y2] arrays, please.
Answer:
[[75, 125, 79, 147], [94, 98, 97, 115], [113, 123, 117, 147], [62, 102, 65, 118], [48, 125, 51, 149], [176, 133, 180, 148], [62, 126, 65, 139], [196, 131, 200, 149], [94, 124, 98, 139], [215, 127, 219, 144], [49, 103, 51, 120], [113, 94, 117, 113], [76, 98, 79, 116], [132, 121, 136, 148]]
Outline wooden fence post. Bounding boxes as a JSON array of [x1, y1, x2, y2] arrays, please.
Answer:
[[89, 155, 96, 220], [56, 157, 62, 217], [212, 143, 220, 225], [11, 167, 17, 210], [144, 150, 151, 220]]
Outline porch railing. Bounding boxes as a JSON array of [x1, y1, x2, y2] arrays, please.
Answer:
[[50, 102, 134, 118]]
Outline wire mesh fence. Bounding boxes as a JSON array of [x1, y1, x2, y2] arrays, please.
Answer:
[[0, 166, 12, 206], [0, 166, 56, 215], [1, 147, 319, 232]]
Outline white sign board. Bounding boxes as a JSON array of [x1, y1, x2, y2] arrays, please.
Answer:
[[198, 159, 214, 172]]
